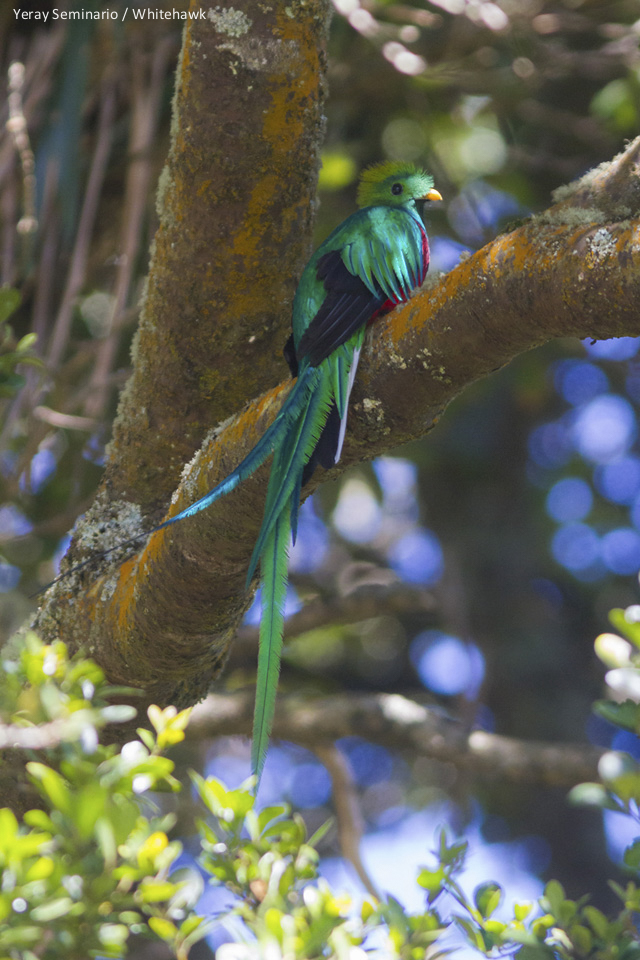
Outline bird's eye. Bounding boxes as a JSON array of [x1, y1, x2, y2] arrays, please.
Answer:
[[391, 183, 403, 195]]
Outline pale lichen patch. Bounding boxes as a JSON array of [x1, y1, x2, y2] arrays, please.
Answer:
[[422, 269, 446, 290], [551, 157, 614, 204], [217, 38, 300, 73], [360, 397, 389, 434], [208, 6, 252, 37], [587, 227, 616, 263], [434, 365, 452, 385], [75, 499, 144, 553], [387, 349, 407, 370], [362, 397, 383, 416], [536, 205, 606, 229], [418, 346, 433, 370], [156, 165, 172, 221]]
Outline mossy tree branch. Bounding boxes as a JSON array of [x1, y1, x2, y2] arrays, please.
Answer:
[[97, 0, 331, 517], [35, 7, 640, 736], [38, 135, 640, 724]]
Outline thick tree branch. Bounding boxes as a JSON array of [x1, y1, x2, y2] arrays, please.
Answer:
[[85, 0, 330, 520], [37, 136, 640, 722], [187, 692, 605, 788]]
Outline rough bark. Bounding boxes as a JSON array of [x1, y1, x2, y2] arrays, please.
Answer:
[[95, 0, 330, 518]]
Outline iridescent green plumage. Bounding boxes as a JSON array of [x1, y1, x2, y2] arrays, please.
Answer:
[[75, 162, 440, 787]]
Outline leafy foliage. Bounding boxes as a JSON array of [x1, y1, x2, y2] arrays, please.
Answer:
[[3, 622, 640, 958], [568, 605, 640, 833], [0, 287, 40, 399], [0, 634, 207, 959]]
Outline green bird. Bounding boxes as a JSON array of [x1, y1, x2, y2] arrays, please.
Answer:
[[59, 161, 441, 785]]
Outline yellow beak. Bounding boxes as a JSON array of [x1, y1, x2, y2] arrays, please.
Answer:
[[424, 188, 443, 202]]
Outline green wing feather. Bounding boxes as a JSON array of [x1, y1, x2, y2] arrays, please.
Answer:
[[340, 207, 424, 304]]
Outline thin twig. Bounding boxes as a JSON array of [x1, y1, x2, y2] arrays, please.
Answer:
[[46, 76, 118, 371], [0, 715, 93, 750], [33, 406, 96, 431], [85, 36, 175, 419], [314, 743, 380, 901], [6, 61, 37, 236]]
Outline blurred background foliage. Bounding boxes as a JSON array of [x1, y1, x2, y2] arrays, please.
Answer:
[[2, 0, 640, 953]]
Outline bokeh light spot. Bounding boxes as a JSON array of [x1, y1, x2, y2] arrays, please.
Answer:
[[410, 630, 485, 696], [381, 118, 427, 161], [428, 237, 472, 273], [0, 504, 32, 538], [545, 477, 593, 522], [528, 421, 572, 469], [332, 478, 382, 544], [601, 528, 640, 576], [388, 529, 444, 585], [339, 738, 394, 786], [289, 498, 329, 574], [594, 456, 640, 505], [551, 522, 600, 572], [0, 563, 21, 592], [289, 762, 332, 809], [553, 359, 609, 406], [19, 448, 57, 494], [572, 395, 637, 464]]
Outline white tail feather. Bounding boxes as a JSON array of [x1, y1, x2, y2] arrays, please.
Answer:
[[334, 344, 362, 464]]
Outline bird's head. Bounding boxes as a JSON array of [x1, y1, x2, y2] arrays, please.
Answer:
[[356, 161, 442, 209]]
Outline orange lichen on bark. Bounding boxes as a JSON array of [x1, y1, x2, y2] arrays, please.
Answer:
[[86, 0, 329, 521], [36, 125, 640, 729]]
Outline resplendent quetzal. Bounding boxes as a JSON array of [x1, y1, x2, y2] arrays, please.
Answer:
[[66, 161, 441, 784]]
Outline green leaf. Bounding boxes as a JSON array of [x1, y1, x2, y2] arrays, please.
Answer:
[[179, 914, 205, 938], [100, 704, 138, 724], [25, 856, 55, 882], [0, 287, 20, 325], [138, 728, 156, 751], [417, 867, 446, 902], [257, 805, 289, 835], [98, 923, 130, 948], [16, 332, 37, 352], [609, 608, 640, 651], [307, 818, 333, 849], [139, 880, 177, 903], [73, 782, 106, 838], [22, 809, 54, 832], [594, 699, 640, 734], [583, 905, 608, 938], [514, 901, 533, 922], [474, 881, 502, 919], [568, 782, 624, 811], [30, 897, 74, 922], [624, 839, 640, 872], [541, 879, 565, 917], [94, 816, 117, 868], [570, 923, 593, 955], [148, 916, 179, 941], [0, 808, 18, 848], [26, 763, 71, 813]]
